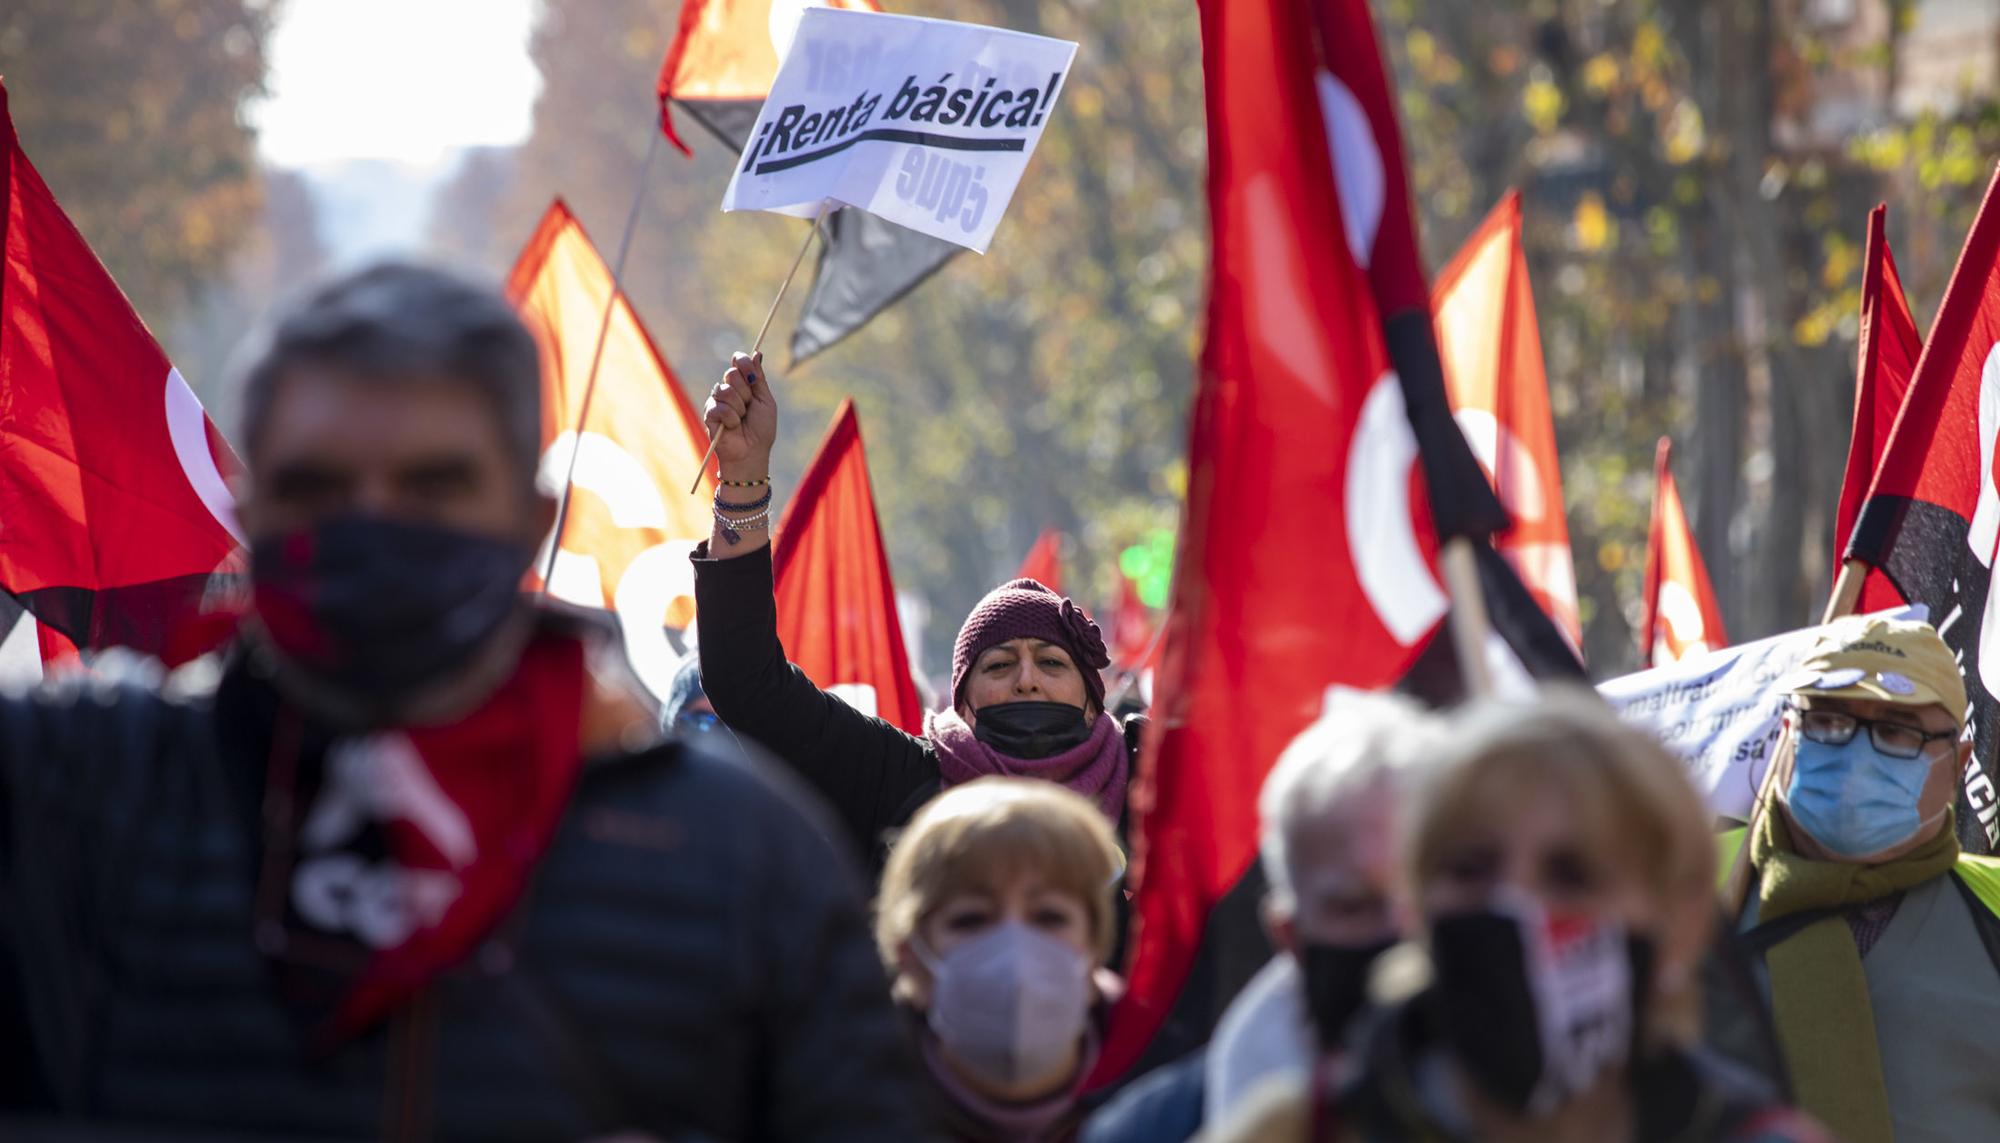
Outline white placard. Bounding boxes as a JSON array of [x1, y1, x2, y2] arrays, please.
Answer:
[[722, 8, 1078, 253], [1599, 606, 1926, 819]]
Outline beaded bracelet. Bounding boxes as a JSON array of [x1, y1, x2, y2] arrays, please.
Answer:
[[713, 503, 772, 523], [714, 489, 773, 513], [717, 476, 770, 488], [715, 507, 772, 546]]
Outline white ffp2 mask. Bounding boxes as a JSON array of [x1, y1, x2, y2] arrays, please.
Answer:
[[916, 921, 1094, 1088]]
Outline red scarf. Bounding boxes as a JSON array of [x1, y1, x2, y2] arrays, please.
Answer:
[[257, 630, 588, 1041]]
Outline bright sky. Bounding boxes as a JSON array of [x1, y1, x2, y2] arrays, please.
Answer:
[[252, 0, 541, 168]]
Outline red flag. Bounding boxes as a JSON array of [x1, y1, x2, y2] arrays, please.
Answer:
[[0, 80, 243, 658], [504, 200, 714, 700], [1641, 439, 1727, 667], [1846, 166, 2000, 850], [1096, 0, 1445, 1084], [655, 0, 882, 155], [1434, 191, 1580, 648], [772, 400, 923, 735], [1109, 574, 1155, 671], [1015, 530, 1064, 596], [1836, 205, 1921, 605]]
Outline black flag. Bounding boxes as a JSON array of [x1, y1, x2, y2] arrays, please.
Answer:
[[789, 210, 959, 365]]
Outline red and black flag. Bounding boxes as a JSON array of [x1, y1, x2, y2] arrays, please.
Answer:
[[772, 400, 925, 735], [1315, 0, 1506, 543], [1093, 0, 1579, 1086], [1844, 167, 2000, 851], [0, 80, 243, 661], [656, 0, 957, 365]]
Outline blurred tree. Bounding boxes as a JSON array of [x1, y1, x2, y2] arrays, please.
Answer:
[[172, 165, 327, 428], [429, 146, 521, 270], [439, 0, 2000, 679], [0, 0, 278, 344], [1380, 0, 1999, 672], [448, 0, 1202, 673]]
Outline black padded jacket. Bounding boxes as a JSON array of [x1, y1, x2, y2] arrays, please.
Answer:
[[0, 646, 923, 1142]]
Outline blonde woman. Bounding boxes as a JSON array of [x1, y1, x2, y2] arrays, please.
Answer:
[[877, 776, 1125, 1142], [1209, 691, 1826, 1143]]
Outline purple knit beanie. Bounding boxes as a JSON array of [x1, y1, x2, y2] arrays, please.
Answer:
[[951, 578, 1112, 711]]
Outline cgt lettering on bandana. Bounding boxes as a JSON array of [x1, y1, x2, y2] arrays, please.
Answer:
[[263, 631, 588, 1042], [292, 734, 470, 949]]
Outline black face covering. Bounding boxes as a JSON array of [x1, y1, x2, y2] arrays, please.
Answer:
[[971, 700, 1094, 759], [1426, 902, 1653, 1115], [1300, 936, 1396, 1049], [250, 515, 531, 720]]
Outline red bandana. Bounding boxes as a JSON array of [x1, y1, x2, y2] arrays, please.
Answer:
[[256, 630, 588, 1041]]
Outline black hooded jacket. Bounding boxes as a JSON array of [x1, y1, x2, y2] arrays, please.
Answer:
[[693, 543, 1141, 871]]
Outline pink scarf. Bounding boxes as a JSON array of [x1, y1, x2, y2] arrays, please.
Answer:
[[926, 709, 1129, 822], [919, 1024, 1100, 1142]]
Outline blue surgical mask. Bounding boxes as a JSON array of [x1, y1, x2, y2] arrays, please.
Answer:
[[1784, 736, 1939, 858]]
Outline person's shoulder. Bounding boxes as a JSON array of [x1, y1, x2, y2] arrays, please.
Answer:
[[1082, 1047, 1206, 1143], [575, 732, 857, 862], [1213, 954, 1304, 1044], [1671, 1046, 1833, 1143], [1192, 1069, 1314, 1143], [1720, 1109, 1836, 1143], [0, 650, 218, 746]]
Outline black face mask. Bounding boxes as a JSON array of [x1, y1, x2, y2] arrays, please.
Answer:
[[1300, 936, 1396, 1050], [250, 515, 531, 720], [1426, 901, 1653, 1115], [971, 700, 1094, 759]]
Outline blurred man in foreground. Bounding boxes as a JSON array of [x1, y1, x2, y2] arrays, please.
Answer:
[[0, 264, 918, 1140]]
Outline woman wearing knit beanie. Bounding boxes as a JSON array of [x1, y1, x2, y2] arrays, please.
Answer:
[[689, 351, 1139, 870]]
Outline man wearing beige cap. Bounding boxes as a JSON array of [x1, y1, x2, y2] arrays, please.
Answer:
[[1724, 614, 2000, 1143]]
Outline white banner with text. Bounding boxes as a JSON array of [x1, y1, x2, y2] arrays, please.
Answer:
[[722, 8, 1077, 253]]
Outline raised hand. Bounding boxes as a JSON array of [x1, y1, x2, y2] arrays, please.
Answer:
[[704, 350, 779, 480]]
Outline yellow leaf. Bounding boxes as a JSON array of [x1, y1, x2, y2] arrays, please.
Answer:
[[1574, 192, 1612, 252], [1663, 99, 1705, 165], [1523, 77, 1566, 134], [1633, 22, 1667, 71], [1582, 54, 1620, 95]]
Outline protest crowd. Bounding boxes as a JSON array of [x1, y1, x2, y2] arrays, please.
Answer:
[[11, 0, 2000, 1141]]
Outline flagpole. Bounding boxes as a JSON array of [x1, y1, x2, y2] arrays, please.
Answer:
[[1440, 537, 1496, 698], [1823, 558, 1866, 623], [538, 124, 665, 599], [688, 200, 831, 494]]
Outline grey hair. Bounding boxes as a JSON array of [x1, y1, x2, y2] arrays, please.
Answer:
[[1258, 687, 1438, 916], [235, 261, 543, 487]]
